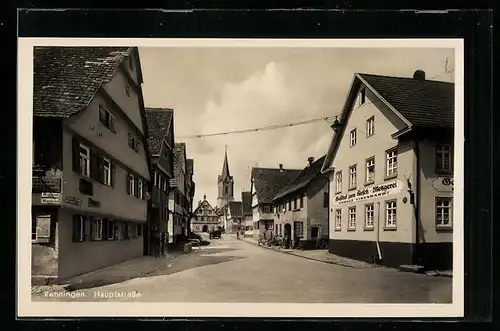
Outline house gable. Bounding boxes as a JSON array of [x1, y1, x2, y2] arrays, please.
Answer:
[[322, 74, 408, 173]]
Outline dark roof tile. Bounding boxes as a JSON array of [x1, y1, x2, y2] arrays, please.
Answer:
[[359, 73, 454, 129], [144, 108, 173, 155], [251, 167, 301, 204], [34, 47, 132, 117], [229, 201, 243, 218], [273, 155, 327, 201], [241, 191, 252, 216]]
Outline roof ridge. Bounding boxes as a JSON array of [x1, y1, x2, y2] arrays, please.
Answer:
[[358, 72, 454, 85]]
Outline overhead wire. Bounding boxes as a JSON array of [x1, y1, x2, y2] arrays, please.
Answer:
[[175, 68, 454, 140]]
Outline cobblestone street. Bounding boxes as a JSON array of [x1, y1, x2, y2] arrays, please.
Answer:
[[32, 234, 452, 303]]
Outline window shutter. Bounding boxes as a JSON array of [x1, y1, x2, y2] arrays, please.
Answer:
[[134, 178, 139, 197], [72, 137, 79, 173], [143, 183, 147, 200], [98, 155, 105, 184], [126, 174, 131, 195], [109, 115, 116, 133], [111, 163, 116, 187], [102, 218, 108, 240], [72, 215, 80, 241], [90, 150, 99, 181], [84, 217, 91, 241]]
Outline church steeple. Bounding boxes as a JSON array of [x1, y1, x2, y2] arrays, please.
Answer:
[[217, 145, 234, 209], [221, 145, 230, 178]]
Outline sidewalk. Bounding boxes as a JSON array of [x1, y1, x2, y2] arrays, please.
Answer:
[[32, 248, 189, 296], [242, 237, 380, 269]]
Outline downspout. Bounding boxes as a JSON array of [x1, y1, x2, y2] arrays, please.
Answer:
[[413, 140, 421, 265], [376, 202, 383, 262]]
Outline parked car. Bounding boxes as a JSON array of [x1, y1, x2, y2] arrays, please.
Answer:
[[209, 229, 221, 239]]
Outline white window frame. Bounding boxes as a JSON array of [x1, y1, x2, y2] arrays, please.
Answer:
[[349, 165, 357, 189], [335, 209, 342, 230], [92, 218, 103, 240], [436, 144, 453, 172], [386, 149, 398, 177], [348, 207, 356, 230], [335, 171, 342, 193], [385, 200, 397, 228], [436, 197, 453, 228], [128, 174, 135, 196], [103, 157, 111, 186], [350, 128, 357, 147], [366, 157, 375, 183], [366, 116, 375, 137], [138, 179, 143, 199], [79, 143, 90, 177], [365, 204, 374, 229]]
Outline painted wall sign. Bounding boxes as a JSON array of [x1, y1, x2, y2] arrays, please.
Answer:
[[64, 196, 82, 206], [334, 180, 404, 205], [432, 177, 454, 192], [88, 198, 101, 208], [40, 193, 61, 204]]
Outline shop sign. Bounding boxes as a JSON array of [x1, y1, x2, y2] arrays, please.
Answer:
[[40, 193, 61, 205], [64, 196, 82, 206], [334, 180, 404, 205], [432, 177, 454, 192]]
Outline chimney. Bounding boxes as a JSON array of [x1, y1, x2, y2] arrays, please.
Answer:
[[308, 157, 315, 166], [413, 69, 426, 80], [279, 164, 283, 171]]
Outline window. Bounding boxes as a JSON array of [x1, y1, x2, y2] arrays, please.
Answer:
[[79, 143, 90, 177], [92, 218, 103, 240], [136, 224, 142, 237], [103, 158, 111, 186], [288, 200, 291, 211], [359, 88, 366, 106], [153, 171, 157, 187], [349, 165, 357, 189], [128, 174, 135, 196], [366, 157, 375, 184], [33, 214, 51, 243], [348, 207, 356, 230], [125, 83, 130, 97], [106, 219, 115, 240], [436, 145, 452, 172], [350, 129, 357, 147], [366, 116, 375, 137], [99, 105, 115, 132], [300, 196, 304, 208], [436, 198, 452, 228], [128, 133, 140, 152], [365, 204, 374, 228], [335, 209, 342, 230], [335, 171, 342, 193], [293, 198, 297, 210], [263, 205, 271, 213], [114, 222, 123, 240], [385, 201, 397, 228], [294, 221, 304, 238], [386, 149, 398, 177], [323, 191, 329, 208], [73, 215, 85, 242], [138, 179, 143, 199], [224, 185, 228, 195]]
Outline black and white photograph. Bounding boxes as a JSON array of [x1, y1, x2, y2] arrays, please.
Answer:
[[18, 38, 464, 318]]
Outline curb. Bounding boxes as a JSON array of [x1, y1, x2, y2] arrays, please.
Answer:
[[241, 238, 368, 269]]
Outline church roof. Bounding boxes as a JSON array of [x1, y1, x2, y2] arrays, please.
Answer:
[[218, 147, 232, 182]]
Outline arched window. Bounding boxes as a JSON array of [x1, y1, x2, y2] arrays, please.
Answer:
[[224, 185, 228, 194]]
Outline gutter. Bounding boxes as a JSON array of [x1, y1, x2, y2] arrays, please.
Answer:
[[376, 202, 383, 262], [413, 140, 421, 264]]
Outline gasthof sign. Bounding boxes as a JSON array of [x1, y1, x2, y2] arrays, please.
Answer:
[[334, 180, 403, 205]]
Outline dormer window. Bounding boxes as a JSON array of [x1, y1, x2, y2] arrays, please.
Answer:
[[125, 83, 130, 97], [128, 133, 141, 153], [99, 105, 115, 132], [359, 88, 366, 106]]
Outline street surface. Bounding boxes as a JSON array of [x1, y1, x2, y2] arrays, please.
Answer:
[[34, 234, 452, 303]]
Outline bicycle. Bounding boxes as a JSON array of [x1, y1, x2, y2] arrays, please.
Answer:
[[316, 238, 329, 250]]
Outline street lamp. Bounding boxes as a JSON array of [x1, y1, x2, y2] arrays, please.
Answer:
[[330, 116, 342, 133]]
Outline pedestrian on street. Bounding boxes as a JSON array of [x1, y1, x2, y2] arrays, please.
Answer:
[[236, 231, 240, 240]]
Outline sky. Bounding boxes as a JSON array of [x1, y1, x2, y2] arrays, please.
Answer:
[[138, 47, 455, 207]]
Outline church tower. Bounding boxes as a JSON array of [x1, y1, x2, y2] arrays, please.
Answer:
[[217, 146, 234, 209]]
